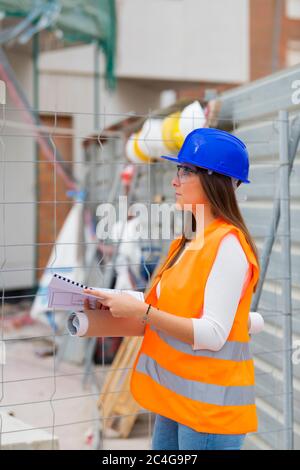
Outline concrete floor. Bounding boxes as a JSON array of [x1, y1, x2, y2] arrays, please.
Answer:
[[1, 315, 152, 450]]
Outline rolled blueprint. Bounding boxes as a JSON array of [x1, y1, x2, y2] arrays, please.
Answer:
[[66, 287, 146, 338], [67, 309, 145, 338]]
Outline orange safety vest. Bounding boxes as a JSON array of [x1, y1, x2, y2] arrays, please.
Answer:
[[130, 217, 260, 434]]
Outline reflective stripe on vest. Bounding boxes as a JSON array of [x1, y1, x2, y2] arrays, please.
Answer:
[[150, 325, 252, 361], [136, 353, 255, 406]]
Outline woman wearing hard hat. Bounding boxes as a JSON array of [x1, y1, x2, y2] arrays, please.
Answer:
[[83, 128, 263, 450]]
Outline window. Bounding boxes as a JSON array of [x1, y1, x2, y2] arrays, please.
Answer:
[[286, 0, 300, 19], [286, 39, 300, 66]]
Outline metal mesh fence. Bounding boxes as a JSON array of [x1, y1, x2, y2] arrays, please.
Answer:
[[0, 98, 299, 450]]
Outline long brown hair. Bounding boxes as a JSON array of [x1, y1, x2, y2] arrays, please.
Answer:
[[171, 169, 260, 292]]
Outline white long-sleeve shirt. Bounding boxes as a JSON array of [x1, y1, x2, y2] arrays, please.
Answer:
[[156, 233, 264, 351], [68, 233, 264, 343]]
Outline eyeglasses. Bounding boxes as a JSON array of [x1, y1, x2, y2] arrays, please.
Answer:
[[176, 165, 200, 182]]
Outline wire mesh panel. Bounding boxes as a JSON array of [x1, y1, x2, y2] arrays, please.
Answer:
[[1, 68, 300, 450], [0, 103, 179, 449], [231, 116, 300, 450]]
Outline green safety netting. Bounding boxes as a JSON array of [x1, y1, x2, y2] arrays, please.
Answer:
[[0, 0, 116, 88]]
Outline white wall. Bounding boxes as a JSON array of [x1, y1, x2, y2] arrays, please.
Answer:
[[116, 0, 249, 83], [1, 50, 36, 290], [39, 0, 249, 85], [39, 44, 162, 182]]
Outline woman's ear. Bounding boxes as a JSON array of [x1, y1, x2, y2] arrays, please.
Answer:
[[232, 178, 242, 190], [231, 178, 239, 190]]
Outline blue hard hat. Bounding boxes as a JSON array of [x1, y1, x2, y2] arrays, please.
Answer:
[[161, 127, 250, 184]]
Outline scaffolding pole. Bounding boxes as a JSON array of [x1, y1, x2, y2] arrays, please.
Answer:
[[279, 109, 294, 450]]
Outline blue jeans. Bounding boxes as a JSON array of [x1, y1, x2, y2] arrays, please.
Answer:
[[152, 414, 246, 450]]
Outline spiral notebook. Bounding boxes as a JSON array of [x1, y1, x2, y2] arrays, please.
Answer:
[[47, 273, 144, 311]]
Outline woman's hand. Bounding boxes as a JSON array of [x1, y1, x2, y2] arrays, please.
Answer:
[[83, 288, 147, 320]]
